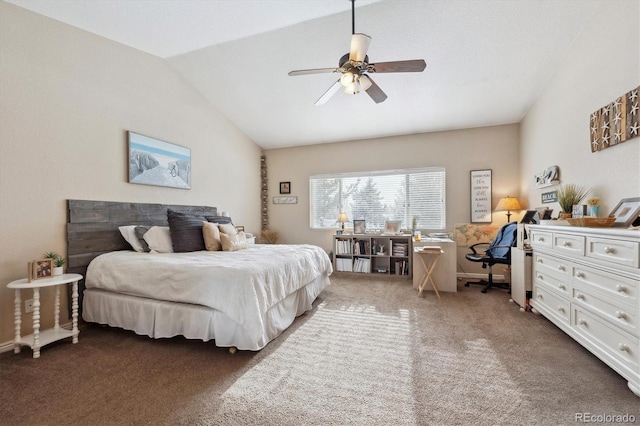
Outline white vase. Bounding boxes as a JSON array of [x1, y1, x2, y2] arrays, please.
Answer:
[[53, 266, 63, 276]]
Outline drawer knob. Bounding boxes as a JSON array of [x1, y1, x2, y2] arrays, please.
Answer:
[[576, 272, 585, 279], [537, 294, 543, 299], [537, 274, 543, 280], [615, 311, 626, 319], [578, 319, 588, 326], [563, 241, 571, 247], [558, 284, 566, 290], [557, 306, 565, 313], [576, 293, 585, 299], [618, 343, 630, 352], [539, 237, 545, 242], [604, 246, 615, 254], [537, 258, 543, 263], [616, 285, 627, 293], [557, 265, 565, 271]]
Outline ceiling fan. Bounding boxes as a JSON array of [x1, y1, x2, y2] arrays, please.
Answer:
[[288, 0, 426, 105]]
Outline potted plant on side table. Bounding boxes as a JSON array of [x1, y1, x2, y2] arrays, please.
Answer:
[[557, 184, 591, 219], [43, 252, 65, 276]]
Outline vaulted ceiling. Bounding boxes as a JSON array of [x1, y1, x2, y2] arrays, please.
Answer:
[[7, 0, 601, 149]]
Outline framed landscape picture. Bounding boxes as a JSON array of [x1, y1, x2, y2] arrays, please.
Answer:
[[128, 131, 191, 189]]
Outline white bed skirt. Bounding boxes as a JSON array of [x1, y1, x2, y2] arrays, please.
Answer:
[[82, 273, 329, 351]]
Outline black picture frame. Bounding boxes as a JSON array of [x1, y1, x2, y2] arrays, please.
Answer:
[[279, 181, 291, 194]]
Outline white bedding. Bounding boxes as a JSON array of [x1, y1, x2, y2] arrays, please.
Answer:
[[85, 244, 333, 346]]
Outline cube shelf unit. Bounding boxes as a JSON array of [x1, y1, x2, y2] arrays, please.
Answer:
[[333, 234, 413, 277]]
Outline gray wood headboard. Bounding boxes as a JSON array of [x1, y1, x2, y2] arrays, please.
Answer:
[[66, 199, 218, 309]]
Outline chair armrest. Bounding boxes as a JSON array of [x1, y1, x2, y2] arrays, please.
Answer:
[[468, 243, 489, 255]]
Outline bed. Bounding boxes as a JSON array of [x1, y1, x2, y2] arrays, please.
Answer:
[[67, 199, 332, 351]]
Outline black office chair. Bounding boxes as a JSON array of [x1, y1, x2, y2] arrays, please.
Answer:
[[464, 222, 518, 293]]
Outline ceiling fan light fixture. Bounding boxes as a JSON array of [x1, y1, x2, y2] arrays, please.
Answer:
[[344, 79, 360, 95], [359, 74, 372, 90], [340, 72, 355, 87]]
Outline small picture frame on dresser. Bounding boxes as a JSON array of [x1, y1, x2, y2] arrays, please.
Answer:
[[609, 197, 640, 227]]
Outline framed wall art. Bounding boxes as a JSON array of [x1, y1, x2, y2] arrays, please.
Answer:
[[128, 131, 191, 189], [470, 169, 492, 223], [279, 182, 291, 194]]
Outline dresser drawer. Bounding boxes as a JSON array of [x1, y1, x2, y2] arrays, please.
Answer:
[[535, 267, 571, 297], [534, 252, 571, 282], [573, 282, 637, 336], [587, 237, 639, 268], [530, 230, 553, 249], [573, 265, 638, 306], [533, 281, 570, 325], [574, 307, 639, 371], [553, 233, 585, 256]]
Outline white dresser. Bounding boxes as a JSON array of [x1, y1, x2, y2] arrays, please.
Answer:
[[529, 225, 640, 396]]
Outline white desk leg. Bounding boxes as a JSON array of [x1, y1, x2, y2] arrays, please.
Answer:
[[54, 286, 60, 329], [32, 288, 40, 359], [72, 281, 79, 344], [13, 289, 21, 354]]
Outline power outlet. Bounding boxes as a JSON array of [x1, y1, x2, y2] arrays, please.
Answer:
[[25, 299, 34, 313]]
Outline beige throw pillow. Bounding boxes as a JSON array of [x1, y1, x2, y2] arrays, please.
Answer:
[[143, 226, 173, 253], [202, 221, 222, 251], [217, 223, 237, 236], [220, 231, 248, 252]]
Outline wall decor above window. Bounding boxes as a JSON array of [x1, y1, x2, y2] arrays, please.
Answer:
[[128, 131, 191, 189], [590, 86, 640, 152]]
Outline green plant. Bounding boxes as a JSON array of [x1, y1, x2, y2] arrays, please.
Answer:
[[43, 251, 65, 267], [556, 184, 591, 213]]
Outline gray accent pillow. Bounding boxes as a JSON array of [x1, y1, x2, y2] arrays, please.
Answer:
[[134, 226, 151, 252], [205, 215, 233, 225], [167, 209, 206, 252]]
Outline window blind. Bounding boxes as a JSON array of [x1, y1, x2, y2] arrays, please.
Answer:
[[309, 167, 446, 230]]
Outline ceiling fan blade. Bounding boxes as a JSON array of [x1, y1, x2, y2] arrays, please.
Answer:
[[361, 75, 387, 104], [315, 79, 342, 106], [288, 67, 338, 76], [370, 59, 427, 73], [349, 33, 372, 62]]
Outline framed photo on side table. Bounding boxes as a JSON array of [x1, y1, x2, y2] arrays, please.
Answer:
[[609, 197, 640, 227], [384, 220, 401, 234], [353, 220, 366, 234], [31, 258, 54, 281]]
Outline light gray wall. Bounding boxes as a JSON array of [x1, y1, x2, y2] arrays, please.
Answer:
[[520, 0, 639, 213], [0, 4, 262, 343]]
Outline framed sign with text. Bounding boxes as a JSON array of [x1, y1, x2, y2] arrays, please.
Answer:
[[470, 169, 492, 223]]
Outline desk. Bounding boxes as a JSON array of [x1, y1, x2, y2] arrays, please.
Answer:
[[7, 273, 82, 358], [413, 238, 456, 292]]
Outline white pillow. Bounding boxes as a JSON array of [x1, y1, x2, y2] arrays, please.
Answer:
[[143, 226, 173, 253], [220, 231, 248, 252], [118, 225, 145, 252]]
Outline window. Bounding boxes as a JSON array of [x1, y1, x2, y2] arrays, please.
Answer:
[[310, 167, 446, 230]]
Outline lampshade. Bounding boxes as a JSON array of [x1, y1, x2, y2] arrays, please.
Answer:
[[495, 197, 522, 212], [495, 196, 522, 222], [337, 212, 349, 223]]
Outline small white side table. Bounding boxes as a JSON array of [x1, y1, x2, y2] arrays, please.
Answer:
[[7, 273, 82, 358]]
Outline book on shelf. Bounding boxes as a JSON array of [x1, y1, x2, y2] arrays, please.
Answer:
[[353, 257, 371, 273]]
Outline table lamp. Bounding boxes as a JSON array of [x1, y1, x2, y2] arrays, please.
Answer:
[[336, 212, 349, 231], [495, 196, 521, 222]]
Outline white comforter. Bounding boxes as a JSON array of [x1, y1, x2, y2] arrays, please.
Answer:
[[85, 244, 332, 341]]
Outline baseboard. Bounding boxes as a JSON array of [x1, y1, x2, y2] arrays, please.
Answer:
[[457, 272, 506, 281], [0, 322, 73, 354]]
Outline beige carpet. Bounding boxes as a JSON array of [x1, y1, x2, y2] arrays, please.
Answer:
[[1, 273, 638, 425]]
